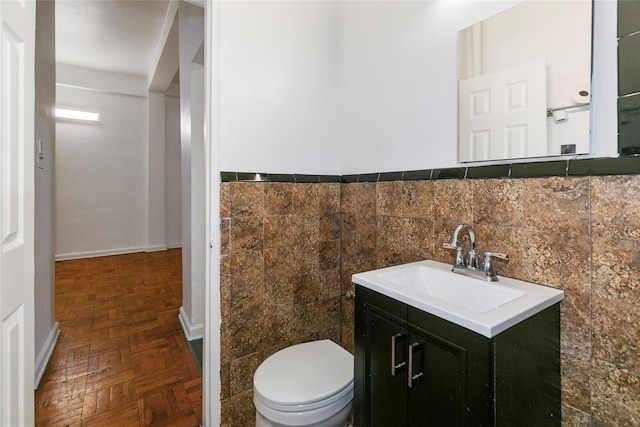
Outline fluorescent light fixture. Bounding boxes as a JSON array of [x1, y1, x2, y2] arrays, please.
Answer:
[[55, 108, 100, 122]]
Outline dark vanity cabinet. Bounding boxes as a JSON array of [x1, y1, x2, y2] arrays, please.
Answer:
[[354, 285, 561, 427]]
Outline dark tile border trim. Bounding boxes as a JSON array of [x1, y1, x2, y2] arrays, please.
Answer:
[[403, 169, 432, 181], [220, 172, 342, 183], [378, 172, 403, 182], [466, 164, 511, 179], [511, 160, 568, 178], [568, 156, 640, 175], [220, 156, 640, 183]]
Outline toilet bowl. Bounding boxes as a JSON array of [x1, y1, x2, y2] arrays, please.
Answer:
[[253, 339, 354, 427]]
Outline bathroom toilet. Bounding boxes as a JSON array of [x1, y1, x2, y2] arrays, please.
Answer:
[[253, 339, 354, 427]]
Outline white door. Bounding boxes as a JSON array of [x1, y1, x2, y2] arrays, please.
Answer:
[[0, 0, 35, 425], [458, 60, 547, 162]]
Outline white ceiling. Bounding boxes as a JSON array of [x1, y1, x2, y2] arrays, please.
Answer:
[[55, 0, 171, 78]]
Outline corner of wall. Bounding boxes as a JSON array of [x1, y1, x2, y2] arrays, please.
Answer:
[[34, 322, 60, 389], [179, 306, 204, 341]]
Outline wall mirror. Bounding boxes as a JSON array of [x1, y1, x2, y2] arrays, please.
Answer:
[[457, 0, 593, 163]]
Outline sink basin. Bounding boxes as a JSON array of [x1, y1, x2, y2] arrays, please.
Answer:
[[376, 264, 525, 313], [352, 260, 564, 338]]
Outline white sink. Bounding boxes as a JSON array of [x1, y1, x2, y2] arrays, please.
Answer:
[[352, 260, 564, 338], [376, 264, 525, 313]]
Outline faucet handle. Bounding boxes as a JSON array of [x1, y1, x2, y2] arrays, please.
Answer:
[[483, 252, 508, 281], [484, 252, 508, 261], [444, 243, 466, 268]]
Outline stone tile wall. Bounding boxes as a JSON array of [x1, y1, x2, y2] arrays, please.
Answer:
[[219, 182, 342, 426], [221, 176, 640, 426]]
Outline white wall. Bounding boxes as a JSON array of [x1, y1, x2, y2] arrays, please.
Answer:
[[339, 1, 456, 173], [216, 1, 617, 175], [178, 0, 205, 341], [181, 63, 205, 340], [589, 0, 618, 159], [34, 0, 59, 387], [55, 79, 148, 259], [219, 1, 340, 174], [165, 93, 182, 248], [55, 63, 184, 259], [57, 63, 147, 97], [148, 90, 167, 252]]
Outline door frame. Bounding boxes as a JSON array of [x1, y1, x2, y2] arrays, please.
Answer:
[[202, 1, 221, 426]]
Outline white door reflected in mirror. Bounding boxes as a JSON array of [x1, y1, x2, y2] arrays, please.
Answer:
[[459, 60, 547, 162]]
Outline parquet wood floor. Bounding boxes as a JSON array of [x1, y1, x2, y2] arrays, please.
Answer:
[[35, 249, 202, 427]]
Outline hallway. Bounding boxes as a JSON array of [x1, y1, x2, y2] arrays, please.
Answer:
[[35, 249, 202, 426]]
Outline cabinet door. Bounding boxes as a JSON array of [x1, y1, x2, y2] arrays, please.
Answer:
[[364, 305, 408, 427], [406, 325, 468, 427]]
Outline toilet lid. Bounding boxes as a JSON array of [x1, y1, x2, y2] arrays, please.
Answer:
[[253, 340, 354, 410]]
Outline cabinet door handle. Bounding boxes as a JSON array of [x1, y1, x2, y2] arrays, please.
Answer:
[[391, 333, 406, 376], [408, 342, 424, 388]]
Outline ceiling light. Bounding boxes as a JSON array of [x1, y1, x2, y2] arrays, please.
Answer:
[[55, 108, 100, 122]]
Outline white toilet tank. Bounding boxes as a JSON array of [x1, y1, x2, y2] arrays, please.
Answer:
[[253, 340, 354, 427]]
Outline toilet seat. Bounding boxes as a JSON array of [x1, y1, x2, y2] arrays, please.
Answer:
[[253, 340, 354, 412]]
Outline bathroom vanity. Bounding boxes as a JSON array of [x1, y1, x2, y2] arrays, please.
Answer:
[[352, 260, 564, 427]]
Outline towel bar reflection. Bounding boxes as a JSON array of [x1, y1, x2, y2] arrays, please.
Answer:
[[546, 102, 590, 117]]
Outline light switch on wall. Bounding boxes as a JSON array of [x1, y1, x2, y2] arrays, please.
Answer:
[[36, 134, 44, 169]]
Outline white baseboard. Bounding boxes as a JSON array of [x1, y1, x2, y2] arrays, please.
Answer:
[[55, 247, 147, 261], [166, 242, 183, 249], [34, 322, 60, 389], [55, 245, 173, 261], [179, 306, 203, 341]]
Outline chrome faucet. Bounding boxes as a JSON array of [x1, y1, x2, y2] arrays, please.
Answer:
[[443, 224, 508, 281], [444, 224, 480, 270]]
